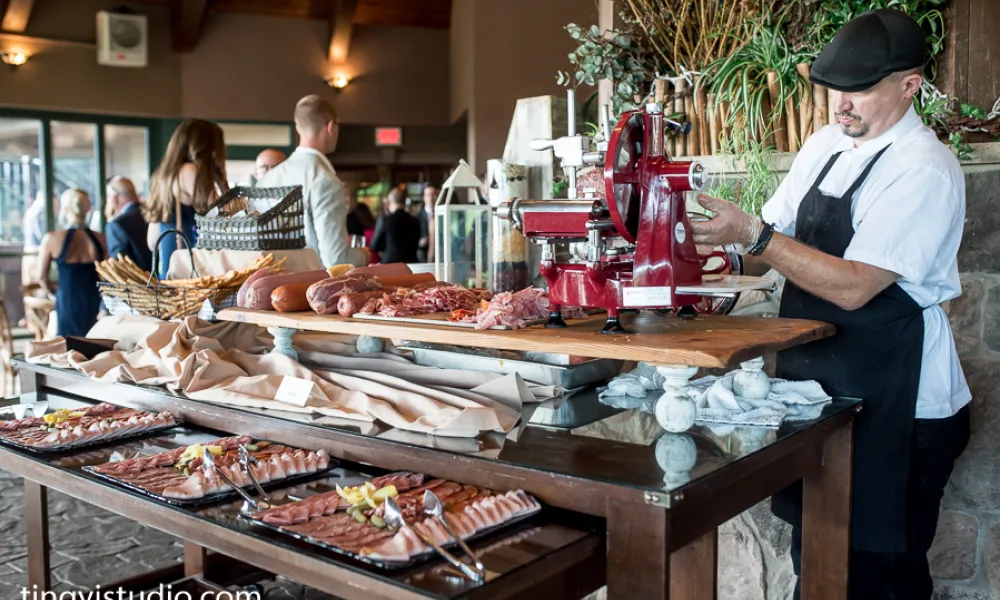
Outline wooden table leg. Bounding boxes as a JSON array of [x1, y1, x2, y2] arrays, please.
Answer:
[[184, 541, 208, 577], [605, 500, 670, 599], [670, 529, 717, 600], [24, 480, 50, 591], [801, 418, 853, 599]]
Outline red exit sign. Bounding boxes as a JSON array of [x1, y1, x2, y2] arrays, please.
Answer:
[[375, 127, 403, 147]]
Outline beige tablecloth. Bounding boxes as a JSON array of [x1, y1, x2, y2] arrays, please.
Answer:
[[25, 316, 553, 437]]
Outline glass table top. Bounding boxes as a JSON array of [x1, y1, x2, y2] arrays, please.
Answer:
[[13, 365, 861, 497]]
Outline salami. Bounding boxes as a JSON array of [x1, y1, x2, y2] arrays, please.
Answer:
[[307, 276, 383, 315], [243, 270, 329, 310], [237, 267, 278, 308]]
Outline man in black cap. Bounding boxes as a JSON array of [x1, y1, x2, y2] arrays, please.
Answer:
[[691, 9, 970, 599]]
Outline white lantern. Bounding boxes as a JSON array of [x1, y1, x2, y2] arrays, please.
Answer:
[[434, 160, 492, 288]]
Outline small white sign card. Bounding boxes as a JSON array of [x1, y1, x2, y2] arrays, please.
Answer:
[[274, 375, 316, 408]]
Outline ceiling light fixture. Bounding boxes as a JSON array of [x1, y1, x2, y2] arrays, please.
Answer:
[[0, 51, 29, 69], [325, 75, 350, 91]]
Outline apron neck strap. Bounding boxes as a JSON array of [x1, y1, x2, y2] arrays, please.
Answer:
[[841, 144, 893, 202]]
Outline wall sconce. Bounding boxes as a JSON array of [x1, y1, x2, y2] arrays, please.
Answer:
[[1, 51, 30, 70], [324, 75, 350, 92]]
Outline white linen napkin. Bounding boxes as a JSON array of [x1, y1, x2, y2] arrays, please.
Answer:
[[689, 373, 832, 428]]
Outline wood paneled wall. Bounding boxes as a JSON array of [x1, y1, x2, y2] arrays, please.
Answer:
[[938, 0, 1000, 109]]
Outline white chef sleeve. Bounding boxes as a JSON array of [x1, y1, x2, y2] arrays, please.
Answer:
[[843, 167, 963, 286]]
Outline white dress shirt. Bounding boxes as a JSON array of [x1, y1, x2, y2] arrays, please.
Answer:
[[762, 105, 971, 419], [259, 147, 364, 268]]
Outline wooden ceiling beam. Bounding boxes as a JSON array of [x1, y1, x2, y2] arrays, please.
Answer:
[[328, 0, 357, 64], [1, 0, 36, 33], [171, 0, 210, 53]]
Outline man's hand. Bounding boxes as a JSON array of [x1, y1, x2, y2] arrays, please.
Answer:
[[689, 195, 762, 249]]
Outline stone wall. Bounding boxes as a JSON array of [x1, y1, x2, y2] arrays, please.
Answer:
[[713, 160, 1000, 600]]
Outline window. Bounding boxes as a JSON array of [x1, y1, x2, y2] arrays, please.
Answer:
[[105, 125, 150, 198], [0, 118, 42, 246], [0, 118, 42, 327], [51, 121, 98, 228]]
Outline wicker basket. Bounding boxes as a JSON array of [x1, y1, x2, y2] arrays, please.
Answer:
[[195, 185, 305, 251], [98, 229, 240, 321]]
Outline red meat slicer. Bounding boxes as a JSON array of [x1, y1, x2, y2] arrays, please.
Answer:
[[495, 93, 774, 334]]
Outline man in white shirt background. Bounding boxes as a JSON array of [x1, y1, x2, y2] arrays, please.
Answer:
[[690, 9, 970, 600], [259, 95, 365, 267]]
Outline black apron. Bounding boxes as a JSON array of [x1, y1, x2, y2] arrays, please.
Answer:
[[771, 145, 925, 553]]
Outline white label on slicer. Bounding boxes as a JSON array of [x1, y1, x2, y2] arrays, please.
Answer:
[[623, 287, 672, 307], [674, 222, 687, 244]]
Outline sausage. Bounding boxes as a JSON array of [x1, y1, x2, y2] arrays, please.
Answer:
[[243, 270, 329, 310], [373, 273, 436, 288], [337, 289, 392, 317], [306, 276, 382, 314], [237, 267, 278, 308], [347, 263, 412, 278], [271, 282, 314, 312]]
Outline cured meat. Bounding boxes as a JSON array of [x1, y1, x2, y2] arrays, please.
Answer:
[[90, 436, 329, 502], [348, 263, 412, 278], [270, 282, 314, 312], [237, 267, 279, 308], [242, 270, 329, 310], [0, 405, 176, 450], [357, 285, 491, 319], [454, 287, 586, 330], [337, 289, 392, 318], [249, 471, 540, 564], [307, 276, 383, 315]]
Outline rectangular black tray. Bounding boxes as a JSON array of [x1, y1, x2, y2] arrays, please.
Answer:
[[82, 440, 336, 508], [0, 420, 181, 455], [240, 475, 542, 570]]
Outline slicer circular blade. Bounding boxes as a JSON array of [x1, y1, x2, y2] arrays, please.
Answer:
[[604, 112, 644, 243]]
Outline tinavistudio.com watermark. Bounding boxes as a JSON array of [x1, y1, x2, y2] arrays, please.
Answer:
[[20, 584, 261, 600]]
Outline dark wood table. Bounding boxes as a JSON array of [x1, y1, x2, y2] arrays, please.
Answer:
[[5, 361, 857, 599]]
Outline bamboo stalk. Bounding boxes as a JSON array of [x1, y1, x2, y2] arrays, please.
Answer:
[[696, 84, 710, 155], [766, 71, 787, 152], [759, 90, 773, 150], [684, 82, 698, 157], [654, 79, 667, 105], [813, 84, 828, 134], [708, 95, 721, 155], [786, 96, 800, 152], [797, 63, 814, 144], [675, 78, 688, 156], [828, 89, 837, 125]]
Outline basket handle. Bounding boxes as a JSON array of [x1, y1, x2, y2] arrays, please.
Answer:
[[151, 228, 198, 285]]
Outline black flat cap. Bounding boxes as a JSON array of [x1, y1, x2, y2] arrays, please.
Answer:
[[810, 9, 926, 92]]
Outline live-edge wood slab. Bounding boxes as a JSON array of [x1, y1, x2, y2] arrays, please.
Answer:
[[217, 309, 833, 369]]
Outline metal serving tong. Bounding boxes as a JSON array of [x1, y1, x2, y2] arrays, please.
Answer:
[[383, 496, 485, 583], [238, 444, 272, 508], [423, 490, 485, 577], [201, 449, 263, 515]]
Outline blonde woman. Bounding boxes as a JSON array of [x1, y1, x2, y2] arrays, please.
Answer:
[[36, 189, 107, 337], [144, 119, 228, 279]]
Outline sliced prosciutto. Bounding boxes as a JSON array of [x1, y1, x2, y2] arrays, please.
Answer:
[[0, 404, 176, 450], [452, 287, 586, 330], [89, 436, 330, 501], [248, 471, 541, 564]]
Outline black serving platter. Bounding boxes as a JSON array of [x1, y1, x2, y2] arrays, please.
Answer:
[[238, 474, 542, 570], [80, 431, 336, 508]]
